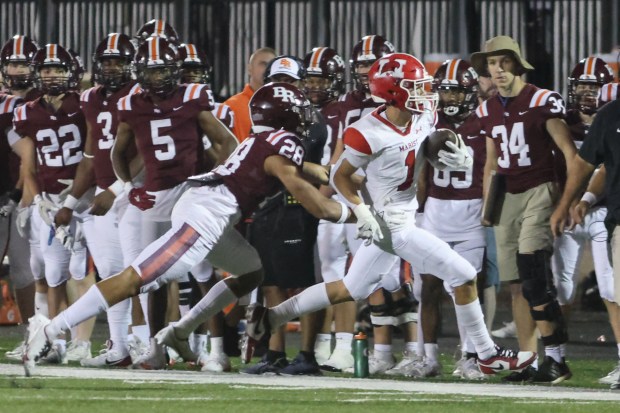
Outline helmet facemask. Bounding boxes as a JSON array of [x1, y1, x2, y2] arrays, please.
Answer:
[[2, 62, 34, 90], [37, 65, 71, 96], [400, 77, 438, 114], [138, 63, 179, 99], [570, 81, 602, 115], [95, 57, 133, 92]]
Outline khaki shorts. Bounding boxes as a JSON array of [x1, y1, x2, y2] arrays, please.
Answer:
[[494, 182, 557, 282], [610, 226, 620, 303]]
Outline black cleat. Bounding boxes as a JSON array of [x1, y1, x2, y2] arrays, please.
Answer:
[[279, 352, 322, 376], [240, 354, 288, 375], [531, 356, 572, 384]]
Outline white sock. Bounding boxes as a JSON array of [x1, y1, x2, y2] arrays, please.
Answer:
[[174, 280, 236, 338], [424, 343, 439, 362], [138, 292, 149, 330], [46, 286, 109, 339], [405, 342, 418, 356], [269, 283, 331, 328], [417, 307, 425, 357], [334, 332, 353, 351], [559, 343, 567, 358], [210, 336, 224, 354], [545, 345, 562, 363], [179, 304, 190, 317], [374, 344, 392, 360], [108, 298, 131, 354], [131, 324, 150, 344], [35, 291, 48, 317], [315, 333, 332, 344], [454, 299, 495, 360], [191, 333, 208, 355]]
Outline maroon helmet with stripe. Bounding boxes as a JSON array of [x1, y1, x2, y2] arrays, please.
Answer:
[[432, 59, 479, 121], [568, 56, 615, 114], [31, 44, 77, 95], [1, 34, 39, 90], [303, 46, 346, 105], [178, 43, 211, 84], [134, 36, 180, 98], [135, 19, 180, 46], [350, 35, 395, 92], [250, 82, 314, 139], [92, 33, 135, 92]]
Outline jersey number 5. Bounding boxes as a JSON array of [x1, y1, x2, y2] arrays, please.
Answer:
[[150, 119, 176, 161]]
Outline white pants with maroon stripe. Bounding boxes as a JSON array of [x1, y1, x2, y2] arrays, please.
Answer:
[[132, 184, 261, 293]]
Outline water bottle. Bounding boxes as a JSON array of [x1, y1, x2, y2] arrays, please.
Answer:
[[353, 331, 369, 378]]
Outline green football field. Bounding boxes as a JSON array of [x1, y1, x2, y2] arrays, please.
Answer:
[[2, 334, 620, 413]]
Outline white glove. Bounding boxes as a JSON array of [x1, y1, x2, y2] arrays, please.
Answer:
[[0, 199, 16, 218], [353, 203, 383, 246], [15, 205, 30, 238], [382, 208, 409, 230], [35, 194, 59, 226], [437, 134, 473, 171], [54, 225, 74, 251]]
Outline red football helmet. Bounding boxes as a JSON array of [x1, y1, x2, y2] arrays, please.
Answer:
[[368, 53, 438, 114], [1, 34, 39, 90], [178, 43, 211, 84], [568, 56, 615, 114], [92, 33, 135, 92], [303, 47, 346, 105], [135, 19, 180, 46], [134, 36, 180, 99], [432, 59, 479, 121], [250, 82, 314, 139], [31, 44, 77, 95], [350, 35, 395, 92]]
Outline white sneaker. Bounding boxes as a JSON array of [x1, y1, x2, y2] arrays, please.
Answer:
[[128, 336, 148, 362], [81, 341, 132, 368], [320, 348, 354, 372], [314, 340, 331, 366], [65, 340, 92, 362], [491, 321, 517, 339], [39, 342, 67, 365], [155, 325, 197, 363], [5, 341, 25, 361], [385, 350, 421, 376], [132, 338, 166, 370], [23, 314, 52, 376], [405, 358, 442, 378], [368, 352, 396, 374], [599, 361, 620, 384], [200, 352, 231, 373], [453, 356, 486, 380]]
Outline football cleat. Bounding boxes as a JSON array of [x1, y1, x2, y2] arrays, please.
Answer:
[[502, 365, 537, 382], [314, 339, 331, 366], [5, 341, 25, 361], [240, 354, 288, 375], [132, 338, 167, 370], [385, 350, 421, 376], [368, 352, 397, 375], [453, 356, 486, 380], [279, 352, 322, 376], [65, 340, 92, 362], [599, 361, 620, 385], [128, 335, 149, 362], [320, 348, 354, 372], [241, 304, 271, 364], [81, 341, 132, 368], [491, 321, 517, 339], [200, 352, 231, 373], [477, 346, 536, 374], [530, 356, 572, 384], [155, 325, 197, 363], [38, 343, 67, 365], [405, 358, 442, 378], [22, 314, 52, 377]]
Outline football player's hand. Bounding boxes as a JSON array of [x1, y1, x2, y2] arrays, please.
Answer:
[[54, 207, 73, 227], [35, 194, 59, 226], [353, 203, 383, 246], [90, 189, 115, 216], [15, 205, 30, 238], [0, 199, 16, 218], [128, 187, 156, 211], [438, 134, 473, 171], [54, 225, 74, 251]]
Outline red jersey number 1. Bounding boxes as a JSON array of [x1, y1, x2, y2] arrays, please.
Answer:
[[397, 150, 416, 191]]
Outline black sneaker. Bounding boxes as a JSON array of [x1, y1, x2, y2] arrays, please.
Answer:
[[502, 365, 537, 382], [240, 354, 288, 375], [531, 356, 572, 384], [279, 352, 322, 376]]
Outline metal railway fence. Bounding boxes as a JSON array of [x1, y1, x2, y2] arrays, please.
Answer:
[[0, 0, 617, 99]]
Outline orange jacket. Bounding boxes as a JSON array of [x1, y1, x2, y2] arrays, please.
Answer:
[[224, 84, 255, 142]]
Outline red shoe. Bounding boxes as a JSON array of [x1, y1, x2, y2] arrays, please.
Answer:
[[477, 346, 536, 374]]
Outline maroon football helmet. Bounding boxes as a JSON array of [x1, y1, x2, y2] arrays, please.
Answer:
[[303, 47, 346, 105], [178, 43, 211, 84], [568, 56, 615, 115], [250, 82, 314, 139], [135, 19, 180, 46], [92, 33, 135, 92], [368, 53, 437, 114], [432, 59, 479, 121], [350, 35, 395, 92], [134, 36, 180, 99], [1, 34, 39, 90], [31, 44, 77, 95], [67, 48, 85, 90]]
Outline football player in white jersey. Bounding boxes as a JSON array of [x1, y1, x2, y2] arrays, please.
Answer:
[[245, 53, 537, 376]]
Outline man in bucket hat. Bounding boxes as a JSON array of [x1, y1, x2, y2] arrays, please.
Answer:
[[471, 35, 577, 383]]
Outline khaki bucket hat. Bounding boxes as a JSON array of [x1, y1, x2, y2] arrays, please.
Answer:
[[470, 35, 534, 75]]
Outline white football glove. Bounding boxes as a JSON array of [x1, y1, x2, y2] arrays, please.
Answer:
[[54, 225, 74, 251], [0, 199, 16, 218], [437, 134, 473, 171], [15, 205, 31, 238], [353, 203, 383, 246], [382, 208, 409, 231], [35, 194, 59, 226]]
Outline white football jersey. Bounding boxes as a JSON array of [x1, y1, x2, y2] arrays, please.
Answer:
[[342, 107, 435, 213]]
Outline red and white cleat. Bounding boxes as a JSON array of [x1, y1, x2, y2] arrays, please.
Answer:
[[477, 346, 536, 375]]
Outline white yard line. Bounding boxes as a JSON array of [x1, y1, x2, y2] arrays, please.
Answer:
[[2, 363, 620, 402]]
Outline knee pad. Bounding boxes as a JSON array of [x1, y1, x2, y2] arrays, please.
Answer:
[[369, 302, 395, 326], [391, 284, 419, 325], [517, 250, 555, 307], [530, 300, 569, 346]]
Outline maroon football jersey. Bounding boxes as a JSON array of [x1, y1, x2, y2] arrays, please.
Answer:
[[81, 82, 141, 188], [13, 92, 86, 194], [117, 84, 215, 191], [476, 84, 566, 194], [214, 129, 305, 218], [337, 89, 381, 128], [0, 94, 23, 193], [426, 112, 485, 200], [212, 102, 234, 130]]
